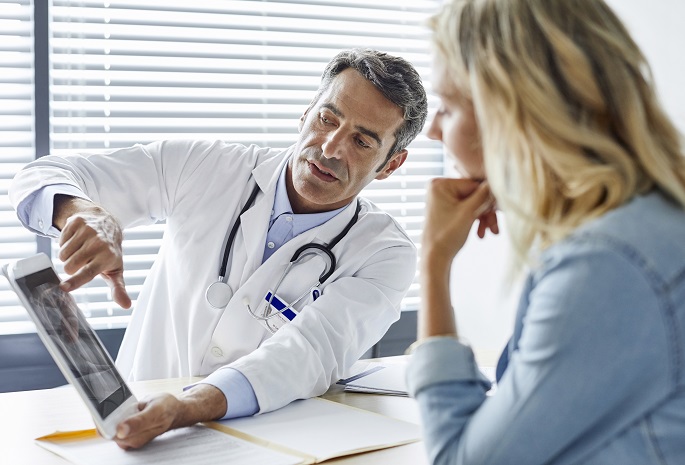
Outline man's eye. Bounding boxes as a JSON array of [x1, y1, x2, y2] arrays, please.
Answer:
[[320, 115, 332, 124], [356, 138, 371, 148]]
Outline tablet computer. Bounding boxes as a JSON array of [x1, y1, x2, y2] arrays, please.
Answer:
[[2, 253, 138, 439]]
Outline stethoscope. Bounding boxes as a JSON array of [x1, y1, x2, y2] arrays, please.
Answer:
[[205, 183, 362, 313]]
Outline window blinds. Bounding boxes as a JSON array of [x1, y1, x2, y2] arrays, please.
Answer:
[[4, 0, 443, 332], [0, 0, 36, 333]]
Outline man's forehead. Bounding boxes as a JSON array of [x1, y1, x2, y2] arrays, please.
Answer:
[[317, 70, 403, 137]]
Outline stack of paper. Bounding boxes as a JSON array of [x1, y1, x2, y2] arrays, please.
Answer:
[[339, 364, 408, 396], [217, 397, 419, 462]]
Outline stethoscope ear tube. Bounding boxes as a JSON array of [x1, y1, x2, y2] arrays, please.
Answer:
[[289, 243, 336, 284], [208, 189, 362, 311], [287, 201, 362, 285]]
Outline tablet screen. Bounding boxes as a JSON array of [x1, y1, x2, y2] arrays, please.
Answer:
[[15, 268, 133, 420]]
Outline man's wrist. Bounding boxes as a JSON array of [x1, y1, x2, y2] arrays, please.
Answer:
[[175, 383, 228, 428], [53, 195, 99, 231]]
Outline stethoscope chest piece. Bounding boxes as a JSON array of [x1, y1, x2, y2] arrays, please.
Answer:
[[206, 281, 233, 309]]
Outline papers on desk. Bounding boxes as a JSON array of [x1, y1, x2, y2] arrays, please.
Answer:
[[338, 364, 408, 396], [35, 397, 420, 465], [37, 426, 301, 465]]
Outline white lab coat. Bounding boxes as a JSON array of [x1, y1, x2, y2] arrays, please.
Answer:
[[10, 140, 417, 413]]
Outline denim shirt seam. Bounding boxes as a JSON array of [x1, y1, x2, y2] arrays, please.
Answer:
[[642, 415, 669, 465], [548, 231, 682, 387], [669, 266, 685, 293]]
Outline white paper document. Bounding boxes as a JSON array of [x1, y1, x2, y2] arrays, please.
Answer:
[[219, 397, 419, 461], [341, 364, 408, 396], [37, 425, 302, 465]]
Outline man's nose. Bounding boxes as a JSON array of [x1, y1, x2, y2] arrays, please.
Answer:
[[322, 130, 346, 159]]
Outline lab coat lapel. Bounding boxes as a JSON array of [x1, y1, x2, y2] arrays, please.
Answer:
[[239, 151, 290, 280]]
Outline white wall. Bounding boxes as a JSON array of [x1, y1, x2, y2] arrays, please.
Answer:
[[450, 219, 518, 366], [451, 0, 685, 366], [605, 0, 685, 131]]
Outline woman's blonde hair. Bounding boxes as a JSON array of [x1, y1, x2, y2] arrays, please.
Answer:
[[429, 0, 685, 268]]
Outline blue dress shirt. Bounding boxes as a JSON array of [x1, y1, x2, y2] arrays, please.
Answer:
[[18, 184, 90, 237], [18, 162, 346, 420], [262, 163, 345, 263]]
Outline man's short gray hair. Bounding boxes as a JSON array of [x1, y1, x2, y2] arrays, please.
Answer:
[[314, 49, 428, 171]]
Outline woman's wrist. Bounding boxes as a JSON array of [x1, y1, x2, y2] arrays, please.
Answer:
[[405, 335, 459, 355], [420, 249, 454, 275]]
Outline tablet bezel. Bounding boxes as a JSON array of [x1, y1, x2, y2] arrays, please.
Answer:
[[2, 253, 138, 439]]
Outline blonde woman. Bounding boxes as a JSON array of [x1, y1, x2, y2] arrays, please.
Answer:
[[406, 0, 685, 463]]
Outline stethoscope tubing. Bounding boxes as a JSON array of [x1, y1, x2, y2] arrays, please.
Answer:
[[218, 183, 261, 281], [207, 180, 362, 314]]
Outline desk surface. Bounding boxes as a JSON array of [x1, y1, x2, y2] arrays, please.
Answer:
[[1, 358, 427, 465]]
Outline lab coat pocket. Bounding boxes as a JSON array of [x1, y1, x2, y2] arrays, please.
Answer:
[[252, 290, 298, 333]]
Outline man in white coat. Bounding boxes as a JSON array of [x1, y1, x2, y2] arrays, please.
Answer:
[[10, 49, 427, 449]]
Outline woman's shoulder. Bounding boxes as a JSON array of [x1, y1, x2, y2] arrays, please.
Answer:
[[545, 190, 685, 289], [576, 190, 685, 237]]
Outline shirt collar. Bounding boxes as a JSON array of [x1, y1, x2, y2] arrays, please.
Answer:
[[271, 162, 349, 236]]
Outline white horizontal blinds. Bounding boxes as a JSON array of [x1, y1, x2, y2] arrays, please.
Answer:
[[0, 0, 36, 332], [49, 0, 443, 321]]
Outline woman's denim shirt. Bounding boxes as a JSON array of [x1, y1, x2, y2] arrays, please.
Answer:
[[407, 191, 685, 464]]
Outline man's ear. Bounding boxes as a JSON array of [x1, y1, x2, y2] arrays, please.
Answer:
[[375, 149, 408, 180]]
